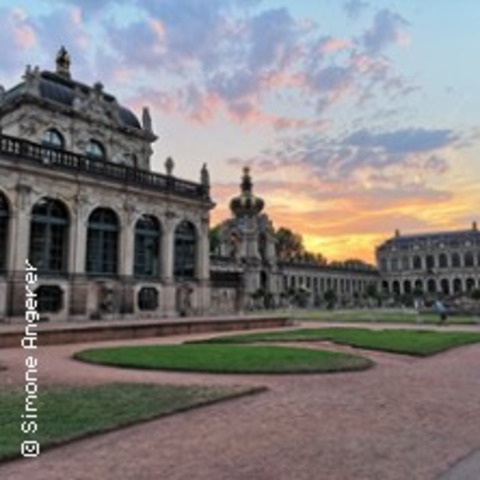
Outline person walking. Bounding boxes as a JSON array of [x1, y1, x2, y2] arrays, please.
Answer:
[[434, 299, 448, 325]]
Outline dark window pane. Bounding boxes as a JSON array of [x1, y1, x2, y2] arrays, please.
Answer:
[[86, 208, 119, 275]]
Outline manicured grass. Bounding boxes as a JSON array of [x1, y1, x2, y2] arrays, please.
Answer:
[[0, 382, 260, 462], [201, 328, 480, 356], [75, 344, 372, 374], [291, 309, 478, 324]]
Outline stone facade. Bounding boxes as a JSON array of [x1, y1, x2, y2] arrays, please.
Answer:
[[0, 49, 213, 322], [376, 226, 480, 297]]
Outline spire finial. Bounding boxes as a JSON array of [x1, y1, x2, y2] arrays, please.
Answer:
[[56, 46, 71, 78]]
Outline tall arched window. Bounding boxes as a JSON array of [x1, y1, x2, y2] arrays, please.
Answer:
[[413, 255, 422, 270], [86, 140, 106, 161], [134, 215, 161, 277], [174, 221, 196, 280], [86, 208, 119, 275], [29, 198, 69, 273], [0, 193, 9, 272], [464, 252, 474, 268], [438, 253, 448, 268], [42, 129, 64, 149], [451, 252, 461, 268]]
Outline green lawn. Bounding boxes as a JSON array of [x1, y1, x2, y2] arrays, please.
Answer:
[[0, 382, 261, 462], [201, 328, 480, 356], [290, 309, 479, 324], [75, 344, 373, 374]]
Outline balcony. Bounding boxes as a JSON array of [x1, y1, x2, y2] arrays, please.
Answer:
[[0, 134, 209, 201]]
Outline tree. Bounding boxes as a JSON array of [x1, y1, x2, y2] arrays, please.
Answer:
[[209, 225, 221, 254], [275, 227, 305, 260], [324, 289, 337, 310], [471, 289, 480, 301]]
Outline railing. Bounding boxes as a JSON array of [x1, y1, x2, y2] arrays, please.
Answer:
[[0, 134, 210, 201]]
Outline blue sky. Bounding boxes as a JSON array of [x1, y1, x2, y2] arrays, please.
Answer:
[[1, 0, 478, 261]]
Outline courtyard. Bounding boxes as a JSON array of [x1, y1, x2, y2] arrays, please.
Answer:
[[0, 320, 479, 479]]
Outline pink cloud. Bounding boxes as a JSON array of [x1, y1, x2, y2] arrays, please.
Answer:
[[10, 8, 36, 50], [318, 37, 351, 54]]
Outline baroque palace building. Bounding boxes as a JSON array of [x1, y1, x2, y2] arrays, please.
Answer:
[[0, 48, 213, 321], [376, 225, 480, 297]]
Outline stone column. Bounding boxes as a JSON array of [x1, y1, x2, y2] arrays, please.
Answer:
[[161, 217, 176, 316], [196, 215, 210, 315], [8, 183, 33, 316], [69, 194, 89, 318]]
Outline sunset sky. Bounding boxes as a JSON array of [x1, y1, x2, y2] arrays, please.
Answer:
[[1, 0, 479, 262]]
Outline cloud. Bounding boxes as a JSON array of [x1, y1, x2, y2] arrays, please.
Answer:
[[343, 0, 369, 20], [0, 8, 37, 76], [247, 8, 300, 70], [362, 9, 409, 54], [343, 128, 456, 154]]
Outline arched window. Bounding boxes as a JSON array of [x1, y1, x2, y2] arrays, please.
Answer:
[[134, 215, 161, 277], [0, 193, 9, 272], [427, 279, 437, 294], [413, 255, 422, 270], [438, 253, 448, 269], [42, 129, 64, 149], [391, 257, 399, 271], [440, 279, 450, 296], [401, 256, 409, 270], [174, 221, 196, 280], [86, 140, 106, 160], [86, 208, 119, 275], [451, 252, 461, 268], [29, 198, 69, 273], [464, 252, 474, 268]]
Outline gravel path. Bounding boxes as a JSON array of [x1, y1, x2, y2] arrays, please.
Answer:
[[1, 324, 479, 479]]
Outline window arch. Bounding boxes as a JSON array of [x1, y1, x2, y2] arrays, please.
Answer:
[[451, 252, 461, 268], [86, 208, 119, 275], [464, 252, 474, 268], [42, 129, 64, 150], [413, 255, 422, 270], [29, 198, 69, 273], [134, 215, 161, 278], [86, 140, 106, 160], [0, 193, 9, 272], [174, 220, 196, 280], [438, 253, 448, 269]]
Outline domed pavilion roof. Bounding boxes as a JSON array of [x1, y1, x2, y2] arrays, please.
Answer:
[[230, 167, 265, 217]]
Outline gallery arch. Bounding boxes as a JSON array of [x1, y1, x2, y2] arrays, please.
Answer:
[[86, 208, 119, 275], [29, 197, 69, 274], [134, 215, 161, 278], [174, 220, 197, 280]]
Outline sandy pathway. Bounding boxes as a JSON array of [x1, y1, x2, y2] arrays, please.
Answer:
[[0, 325, 479, 479]]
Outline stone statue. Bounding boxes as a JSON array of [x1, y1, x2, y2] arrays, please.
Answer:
[[56, 46, 71, 78], [165, 156, 174, 176], [142, 106, 153, 133], [200, 163, 210, 188]]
